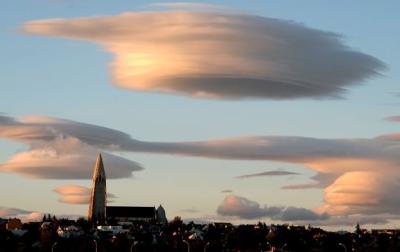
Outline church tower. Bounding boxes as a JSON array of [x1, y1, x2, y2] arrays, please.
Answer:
[[88, 154, 107, 223]]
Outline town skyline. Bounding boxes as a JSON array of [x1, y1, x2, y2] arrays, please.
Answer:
[[1, 0, 400, 231]]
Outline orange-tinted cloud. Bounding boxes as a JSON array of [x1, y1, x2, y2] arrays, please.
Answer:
[[53, 185, 91, 204], [53, 185, 116, 204], [320, 171, 400, 216], [22, 11, 384, 99]]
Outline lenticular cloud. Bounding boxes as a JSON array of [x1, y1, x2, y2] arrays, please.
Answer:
[[22, 11, 384, 99], [2, 114, 400, 220], [53, 185, 116, 204], [0, 115, 143, 179]]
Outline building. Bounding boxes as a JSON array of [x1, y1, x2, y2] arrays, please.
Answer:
[[156, 205, 168, 224], [0, 218, 7, 230], [87, 154, 167, 224], [88, 154, 107, 223], [6, 218, 22, 230], [107, 206, 156, 222]]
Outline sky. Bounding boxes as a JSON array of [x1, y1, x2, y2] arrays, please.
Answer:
[[1, 0, 400, 230]]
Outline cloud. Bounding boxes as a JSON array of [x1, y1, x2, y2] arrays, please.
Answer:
[[217, 195, 328, 221], [280, 207, 328, 221], [0, 137, 142, 179], [180, 208, 200, 213], [0, 115, 139, 148], [217, 195, 269, 219], [0, 206, 45, 223], [148, 2, 224, 10], [384, 115, 400, 122], [299, 215, 390, 227], [53, 185, 116, 204], [22, 11, 384, 100], [375, 133, 400, 141], [2, 114, 400, 219], [281, 172, 337, 190], [319, 171, 400, 216], [186, 213, 389, 227], [140, 136, 399, 217], [20, 212, 46, 223], [54, 185, 91, 204], [0, 206, 84, 222], [0, 115, 143, 179], [235, 170, 300, 179], [221, 189, 233, 193], [0, 207, 31, 218]]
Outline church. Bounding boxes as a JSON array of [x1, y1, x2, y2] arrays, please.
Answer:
[[88, 154, 168, 224]]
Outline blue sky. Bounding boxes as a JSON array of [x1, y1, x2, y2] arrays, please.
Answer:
[[1, 1, 400, 229]]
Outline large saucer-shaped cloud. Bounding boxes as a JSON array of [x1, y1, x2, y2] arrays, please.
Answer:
[[22, 11, 384, 99]]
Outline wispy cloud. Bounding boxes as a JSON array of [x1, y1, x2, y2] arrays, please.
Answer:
[[0, 207, 31, 217], [0, 206, 83, 222], [235, 170, 300, 179], [22, 10, 384, 100], [221, 189, 233, 193], [180, 208, 200, 213], [281, 172, 336, 190], [383, 115, 400, 122], [0, 206, 46, 223]]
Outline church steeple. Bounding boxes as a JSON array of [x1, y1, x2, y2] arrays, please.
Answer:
[[88, 154, 107, 223], [93, 153, 106, 182]]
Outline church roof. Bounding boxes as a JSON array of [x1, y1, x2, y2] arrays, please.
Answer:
[[107, 206, 155, 218]]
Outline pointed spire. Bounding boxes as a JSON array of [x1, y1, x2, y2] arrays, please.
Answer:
[[88, 153, 107, 223], [92, 153, 106, 182], [97, 153, 103, 166]]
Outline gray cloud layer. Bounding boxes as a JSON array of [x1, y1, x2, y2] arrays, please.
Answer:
[[22, 11, 384, 100], [235, 170, 300, 179], [216, 195, 328, 221], [221, 189, 233, 193]]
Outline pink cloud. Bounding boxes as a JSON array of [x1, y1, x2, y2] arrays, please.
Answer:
[[217, 195, 328, 221], [384, 115, 400, 122], [53, 184, 116, 204]]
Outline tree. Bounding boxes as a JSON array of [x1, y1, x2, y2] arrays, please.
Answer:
[[170, 216, 183, 229]]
